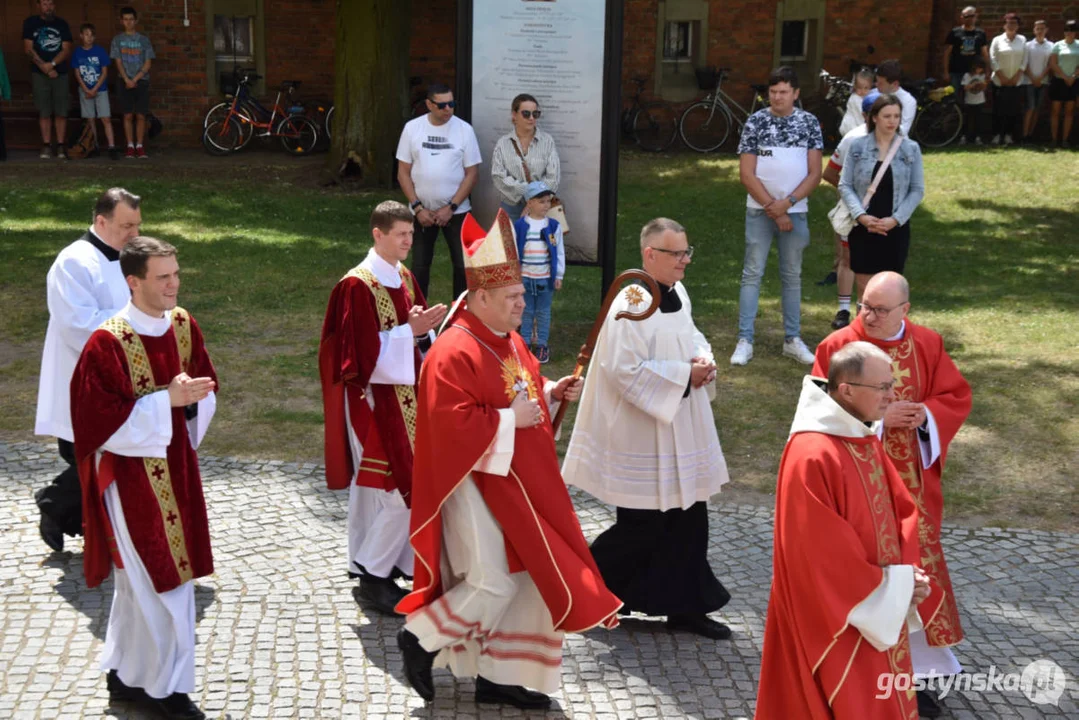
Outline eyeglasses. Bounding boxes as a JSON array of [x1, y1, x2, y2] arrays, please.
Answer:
[[430, 100, 456, 110], [845, 380, 897, 392], [860, 300, 908, 317], [648, 246, 694, 260], [519, 110, 542, 119]]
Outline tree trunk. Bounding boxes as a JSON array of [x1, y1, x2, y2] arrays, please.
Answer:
[[329, 0, 412, 187]]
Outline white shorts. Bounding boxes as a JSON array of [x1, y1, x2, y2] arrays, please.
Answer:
[[79, 89, 111, 119]]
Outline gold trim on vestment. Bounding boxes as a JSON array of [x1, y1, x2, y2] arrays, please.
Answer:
[[99, 312, 194, 584], [344, 266, 419, 449]]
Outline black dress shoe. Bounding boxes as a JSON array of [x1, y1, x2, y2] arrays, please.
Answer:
[[356, 574, 407, 615], [816, 271, 838, 286], [916, 689, 943, 718], [398, 628, 436, 701], [149, 692, 206, 720], [831, 309, 851, 329], [39, 512, 64, 552], [475, 676, 551, 709], [106, 670, 145, 702], [666, 613, 733, 640]]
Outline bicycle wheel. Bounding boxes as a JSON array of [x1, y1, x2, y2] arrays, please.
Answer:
[[203, 118, 243, 155], [204, 101, 231, 128], [679, 102, 732, 152], [632, 101, 678, 152], [914, 102, 963, 148], [324, 105, 334, 140], [276, 115, 319, 155]]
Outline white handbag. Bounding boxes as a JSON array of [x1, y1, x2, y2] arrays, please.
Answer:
[[828, 136, 901, 237]]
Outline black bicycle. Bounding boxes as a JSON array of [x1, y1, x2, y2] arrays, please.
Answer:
[[909, 79, 963, 148], [621, 77, 678, 152]]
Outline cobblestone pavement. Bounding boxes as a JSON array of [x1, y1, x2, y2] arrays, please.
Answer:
[[1, 440, 1076, 719]]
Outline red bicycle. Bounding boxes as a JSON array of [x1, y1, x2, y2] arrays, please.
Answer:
[[203, 72, 319, 156]]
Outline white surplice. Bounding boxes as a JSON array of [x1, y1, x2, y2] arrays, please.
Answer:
[[562, 282, 729, 511], [95, 302, 216, 699], [403, 373, 565, 693], [35, 230, 130, 442], [344, 249, 425, 579]]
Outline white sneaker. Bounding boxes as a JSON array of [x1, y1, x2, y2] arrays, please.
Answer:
[[782, 337, 815, 365], [958, 136, 968, 145], [1004, 134, 1014, 146], [975, 136, 984, 145], [990, 135, 1001, 145], [730, 339, 753, 366]]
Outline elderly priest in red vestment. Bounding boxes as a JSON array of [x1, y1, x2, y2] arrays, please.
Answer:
[[395, 210, 622, 710], [72, 237, 217, 720], [755, 342, 941, 720], [812, 271, 971, 720], [319, 200, 447, 614]]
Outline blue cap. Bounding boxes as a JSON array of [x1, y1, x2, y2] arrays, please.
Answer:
[[523, 181, 553, 202], [862, 89, 882, 114]]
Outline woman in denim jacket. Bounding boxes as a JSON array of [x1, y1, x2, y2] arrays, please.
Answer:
[[838, 94, 925, 297]]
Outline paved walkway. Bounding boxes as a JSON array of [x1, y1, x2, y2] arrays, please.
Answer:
[[1, 440, 1076, 719]]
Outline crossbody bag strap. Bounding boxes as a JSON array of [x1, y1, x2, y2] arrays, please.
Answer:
[[509, 138, 534, 183], [861, 136, 902, 205]]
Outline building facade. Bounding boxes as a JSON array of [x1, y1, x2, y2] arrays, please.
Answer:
[[1, 0, 1073, 148]]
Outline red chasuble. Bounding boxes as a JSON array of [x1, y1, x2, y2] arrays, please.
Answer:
[[396, 308, 622, 632], [813, 317, 971, 648], [319, 263, 426, 504], [72, 308, 217, 593], [755, 428, 943, 720]]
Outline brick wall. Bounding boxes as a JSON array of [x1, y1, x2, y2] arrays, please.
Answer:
[[822, 1, 936, 80]]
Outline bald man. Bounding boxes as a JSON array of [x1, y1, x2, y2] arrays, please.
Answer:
[[812, 272, 972, 719], [944, 6, 991, 99]]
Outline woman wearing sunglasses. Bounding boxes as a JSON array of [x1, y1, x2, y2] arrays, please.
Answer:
[[491, 94, 561, 221]]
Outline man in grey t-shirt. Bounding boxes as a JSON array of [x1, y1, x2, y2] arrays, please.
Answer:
[[110, 6, 155, 158]]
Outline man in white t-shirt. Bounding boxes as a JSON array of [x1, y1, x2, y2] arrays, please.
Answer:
[[876, 59, 917, 137], [1023, 19, 1054, 140], [821, 89, 878, 332], [396, 83, 482, 300]]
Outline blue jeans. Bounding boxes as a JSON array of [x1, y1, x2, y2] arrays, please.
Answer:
[[521, 276, 554, 346], [500, 200, 525, 222], [737, 209, 810, 343]]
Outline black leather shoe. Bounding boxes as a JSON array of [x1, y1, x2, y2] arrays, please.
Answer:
[[666, 613, 732, 640], [398, 628, 436, 701], [106, 670, 145, 703], [916, 689, 943, 718], [475, 676, 551, 709], [831, 309, 851, 329], [356, 574, 407, 615], [149, 692, 206, 720], [39, 512, 64, 552], [816, 271, 838, 286]]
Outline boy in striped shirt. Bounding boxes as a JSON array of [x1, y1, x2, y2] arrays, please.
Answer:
[[513, 181, 565, 364]]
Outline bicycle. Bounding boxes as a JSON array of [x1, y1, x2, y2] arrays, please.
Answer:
[[621, 76, 678, 152], [678, 67, 771, 153], [804, 68, 853, 148], [909, 79, 962, 148], [203, 72, 319, 155]]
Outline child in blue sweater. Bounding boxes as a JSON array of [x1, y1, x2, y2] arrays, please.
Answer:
[[513, 181, 565, 364]]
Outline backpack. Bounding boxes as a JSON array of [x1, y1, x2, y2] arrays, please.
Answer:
[[67, 121, 97, 159]]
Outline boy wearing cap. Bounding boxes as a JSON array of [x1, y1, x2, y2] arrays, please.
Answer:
[[513, 181, 565, 364]]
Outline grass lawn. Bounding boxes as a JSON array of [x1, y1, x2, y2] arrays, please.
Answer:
[[1, 148, 1076, 531]]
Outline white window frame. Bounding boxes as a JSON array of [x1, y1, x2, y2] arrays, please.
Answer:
[[779, 20, 809, 62], [214, 14, 255, 64], [662, 20, 694, 63]]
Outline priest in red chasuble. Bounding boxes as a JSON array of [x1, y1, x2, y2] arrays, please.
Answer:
[[812, 272, 971, 717], [396, 210, 622, 710], [319, 200, 447, 614], [755, 343, 941, 720], [72, 237, 217, 720]]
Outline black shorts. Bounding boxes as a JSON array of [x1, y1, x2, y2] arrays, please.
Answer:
[[118, 80, 151, 115], [1048, 77, 1078, 103]]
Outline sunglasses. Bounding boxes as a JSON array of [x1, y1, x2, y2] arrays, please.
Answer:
[[430, 100, 456, 110], [962, 13, 975, 18], [519, 109, 542, 119]]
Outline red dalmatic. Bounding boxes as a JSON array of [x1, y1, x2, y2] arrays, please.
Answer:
[[814, 317, 972, 647], [756, 431, 943, 720], [319, 263, 426, 505], [72, 309, 217, 593], [396, 308, 622, 632]]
